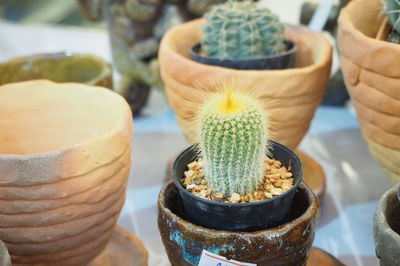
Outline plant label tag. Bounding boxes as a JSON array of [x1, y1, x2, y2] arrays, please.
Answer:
[[198, 250, 257, 266]]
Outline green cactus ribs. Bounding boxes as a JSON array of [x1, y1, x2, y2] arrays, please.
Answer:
[[198, 90, 269, 197], [201, 0, 286, 59]]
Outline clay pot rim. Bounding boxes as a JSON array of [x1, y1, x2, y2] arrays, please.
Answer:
[[375, 184, 400, 240], [0, 80, 131, 159], [158, 180, 318, 235], [160, 19, 332, 74], [0, 52, 112, 86], [172, 143, 303, 208]]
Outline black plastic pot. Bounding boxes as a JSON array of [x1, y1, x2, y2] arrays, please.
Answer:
[[189, 41, 297, 70], [172, 140, 303, 232]]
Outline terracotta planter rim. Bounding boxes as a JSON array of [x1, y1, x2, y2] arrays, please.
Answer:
[[0, 52, 112, 86], [0, 80, 131, 160], [160, 19, 331, 74], [376, 183, 400, 240], [158, 180, 318, 236]]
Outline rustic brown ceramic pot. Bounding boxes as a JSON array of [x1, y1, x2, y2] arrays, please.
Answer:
[[374, 184, 400, 266], [338, 0, 400, 183], [0, 52, 112, 88], [0, 80, 133, 265], [158, 181, 319, 266], [158, 19, 332, 149]]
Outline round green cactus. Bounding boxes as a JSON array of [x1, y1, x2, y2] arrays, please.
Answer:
[[386, 0, 400, 34], [201, 0, 286, 59], [197, 89, 270, 197]]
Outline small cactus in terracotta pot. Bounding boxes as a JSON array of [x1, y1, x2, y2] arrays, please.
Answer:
[[190, 0, 297, 69]]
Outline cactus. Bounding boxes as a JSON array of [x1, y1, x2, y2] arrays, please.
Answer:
[[386, 0, 400, 34], [197, 89, 270, 197], [201, 0, 286, 59]]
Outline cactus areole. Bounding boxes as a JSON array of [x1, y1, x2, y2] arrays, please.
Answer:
[[386, 0, 400, 35], [198, 89, 269, 197]]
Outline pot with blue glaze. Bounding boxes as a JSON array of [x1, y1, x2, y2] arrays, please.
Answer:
[[158, 180, 319, 266], [374, 184, 400, 266]]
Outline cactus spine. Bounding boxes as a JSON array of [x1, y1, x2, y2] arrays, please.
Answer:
[[198, 89, 270, 197], [201, 0, 286, 59], [386, 0, 400, 35]]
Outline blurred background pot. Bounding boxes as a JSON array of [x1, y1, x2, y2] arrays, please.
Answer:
[[0, 80, 132, 265], [158, 181, 319, 266], [374, 184, 400, 266], [0, 52, 112, 88], [159, 19, 332, 150], [338, 0, 400, 183], [78, 0, 245, 115]]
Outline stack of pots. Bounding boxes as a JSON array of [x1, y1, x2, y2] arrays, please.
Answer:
[[338, 0, 400, 183], [159, 19, 332, 150], [0, 80, 133, 265]]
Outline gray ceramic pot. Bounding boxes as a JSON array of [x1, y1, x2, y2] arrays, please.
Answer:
[[158, 181, 319, 266], [374, 184, 400, 266], [0, 240, 11, 266]]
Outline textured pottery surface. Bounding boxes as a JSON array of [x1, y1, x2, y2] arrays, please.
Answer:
[[158, 181, 319, 266], [0, 80, 133, 265], [0, 52, 112, 88], [373, 184, 400, 266], [159, 19, 332, 149], [338, 0, 400, 183]]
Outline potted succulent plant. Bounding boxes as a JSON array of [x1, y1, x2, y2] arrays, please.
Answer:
[[159, 0, 332, 196], [158, 86, 320, 265], [338, 0, 400, 183], [190, 1, 297, 70], [374, 184, 400, 266]]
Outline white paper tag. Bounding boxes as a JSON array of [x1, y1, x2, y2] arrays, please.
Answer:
[[198, 250, 257, 266]]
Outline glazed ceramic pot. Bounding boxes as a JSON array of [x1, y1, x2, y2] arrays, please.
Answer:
[[172, 142, 303, 232], [338, 0, 400, 183], [0, 52, 112, 88], [374, 184, 400, 266], [0, 80, 132, 265], [159, 19, 332, 149], [158, 181, 319, 266]]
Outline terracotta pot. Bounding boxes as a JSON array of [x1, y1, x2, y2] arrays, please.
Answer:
[[159, 19, 332, 149], [158, 181, 319, 266], [0, 52, 112, 88], [338, 0, 400, 183], [0, 80, 133, 265], [374, 184, 400, 266]]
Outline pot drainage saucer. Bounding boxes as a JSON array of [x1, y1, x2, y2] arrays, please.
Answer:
[[307, 247, 346, 266], [89, 226, 148, 266]]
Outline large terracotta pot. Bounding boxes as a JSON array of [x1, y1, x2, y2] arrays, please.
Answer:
[[0, 80, 133, 265], [338, 0, 400, 183], [159, 19, 332, 149]]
